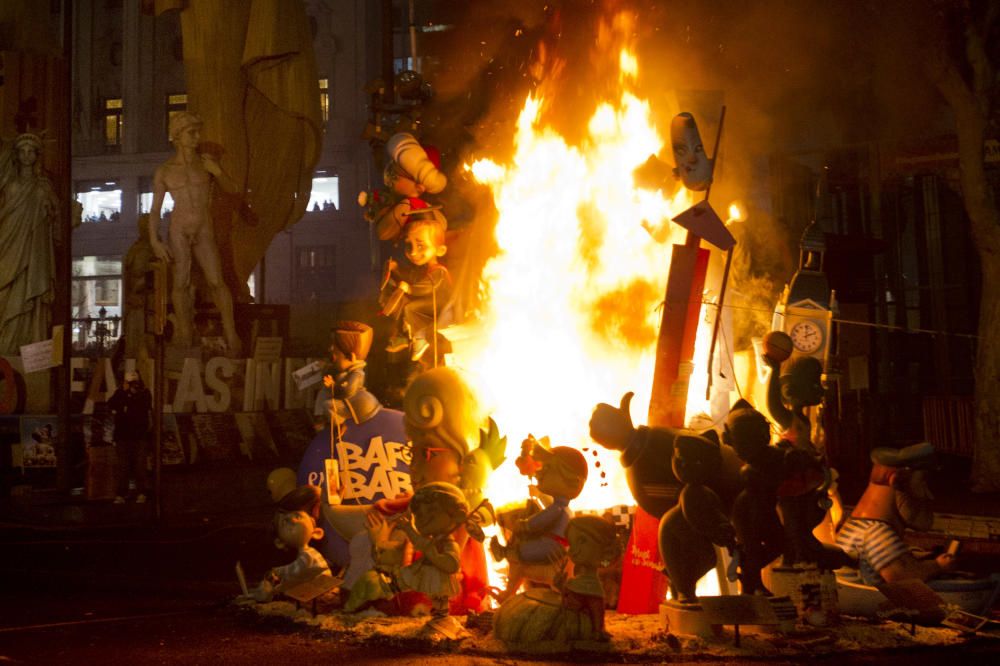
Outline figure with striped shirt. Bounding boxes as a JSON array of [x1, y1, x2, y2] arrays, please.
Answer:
[[835, 443, 956, 585]]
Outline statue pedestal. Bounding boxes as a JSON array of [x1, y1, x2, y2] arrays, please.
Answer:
[[768, 565, 839, 626], [660, 601, 721, 638], [661, 595, 797, 638]]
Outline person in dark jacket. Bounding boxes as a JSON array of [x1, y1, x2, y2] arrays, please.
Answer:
[[109, 370, 153, 504]]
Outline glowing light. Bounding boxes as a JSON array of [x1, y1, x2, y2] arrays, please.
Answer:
[[453, 10, 735, 600], [728, 201, 746, 223], [619, 49, 638, 81], [455, 18, 700, 512]]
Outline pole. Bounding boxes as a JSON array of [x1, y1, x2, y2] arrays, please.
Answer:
[[408, 0, 419, 73], [381, 0, 395, 106], [705, 247, 733, 400], [153, 329, 164, 523], [55, 0, 74, 493], [701, 106, 731, 400], [151, 260, 168, 524]]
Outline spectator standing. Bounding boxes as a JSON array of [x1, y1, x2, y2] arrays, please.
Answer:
[[109, 370, 153, 504]]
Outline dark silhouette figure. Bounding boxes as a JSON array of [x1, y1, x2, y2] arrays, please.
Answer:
[[723, 399, 785, 595], [660, 432, 736, 603], [764, 354, 851, 570]]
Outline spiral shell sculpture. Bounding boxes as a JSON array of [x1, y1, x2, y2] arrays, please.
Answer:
[[403, 367, 479, 460]]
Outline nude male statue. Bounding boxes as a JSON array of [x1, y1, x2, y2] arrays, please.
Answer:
[[148, 112, 241, 355]]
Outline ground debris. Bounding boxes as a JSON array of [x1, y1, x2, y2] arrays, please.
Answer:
[[239, 600, 993, 658]]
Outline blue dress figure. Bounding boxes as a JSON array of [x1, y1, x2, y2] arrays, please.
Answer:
[[297, 322, 411, 569]]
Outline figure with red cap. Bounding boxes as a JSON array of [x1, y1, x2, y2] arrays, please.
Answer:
[[362, 132, 447, 243], [490, 439, 588, 566]]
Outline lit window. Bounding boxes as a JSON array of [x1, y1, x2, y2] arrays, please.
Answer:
[[71, 256, 123, 351], [75, 183, 122, 223], [166, 93, 188, 132], [139, 192, 175, 216], [318, 78, 329, 123], [393, 57, 416, 74], [307, 174, 340, 212], [104, 98, 123, 147]]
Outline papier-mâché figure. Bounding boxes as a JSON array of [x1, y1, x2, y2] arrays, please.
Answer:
[[660, 432, 737, 603], [242, 485, 331, 603], [722, 399, 784, 595], [366, 132, 447, 242]]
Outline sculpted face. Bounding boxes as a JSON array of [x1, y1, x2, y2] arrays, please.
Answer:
[[536, 462, 579, 499], [409, 444, 462, 488], [328, 345, 354, 373], [404, 224, 441, 267], [173, 123, 201, 150], [894, 469, 935, 531], [392, 171, 425, 198], [670, 113, 712, 191], [414, 502, 460, 537], [275, 510, 318, 549], [567, 525, 603, 567], [17, 144, 38, 168]]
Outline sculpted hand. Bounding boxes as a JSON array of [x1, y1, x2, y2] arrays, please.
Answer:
[[151, 238, 172, 262], [762, 353, 782, 371], [365, 508, 388, 542], [936, 552, 957, 572], [396, 512, 418, 540], [589, 391, 636, 451], [201, 154, 223, 177]]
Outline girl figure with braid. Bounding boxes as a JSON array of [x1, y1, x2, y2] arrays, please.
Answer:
[[396, 482, 468, 614]]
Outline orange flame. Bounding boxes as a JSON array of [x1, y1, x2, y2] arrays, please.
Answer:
[[457, 51, 713, 510], [452, 11, 743, 601]]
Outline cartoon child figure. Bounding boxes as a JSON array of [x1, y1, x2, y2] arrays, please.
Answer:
[[395, 482, 471, 628], [243, 484, 331, 603], [490, 441, 589, 565], [561, 515, 620, 641], [368, 132, 447, 242], [380, 213, 452, 362], [339, 506, 411, 613], [316, 321, 381, 426]]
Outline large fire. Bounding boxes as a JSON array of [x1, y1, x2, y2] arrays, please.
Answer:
[[449, 19, 724, 513]]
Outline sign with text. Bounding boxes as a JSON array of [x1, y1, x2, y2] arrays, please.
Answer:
[[19, 338, 59, 374], [252, 337, 283, 363]]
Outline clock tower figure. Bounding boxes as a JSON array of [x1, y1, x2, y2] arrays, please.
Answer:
[[772, 178, 837, 373]]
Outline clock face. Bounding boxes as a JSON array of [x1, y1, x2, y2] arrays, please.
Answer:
[[790, 320, 824, 353]]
